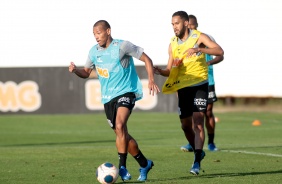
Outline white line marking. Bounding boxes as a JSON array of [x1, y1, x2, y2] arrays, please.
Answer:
[[221, 150, 282, 158]]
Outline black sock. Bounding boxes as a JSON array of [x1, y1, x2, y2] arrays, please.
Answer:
[[118, 153, 127, 168], [133, 150, 147, 168], [194, 149, 202, 164], [208, 134, 215, 144]]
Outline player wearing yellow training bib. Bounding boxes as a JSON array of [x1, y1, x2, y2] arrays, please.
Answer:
[[180, 14, 224, 153], [162, 29, 208, 94], [154, 11, 224, 176]]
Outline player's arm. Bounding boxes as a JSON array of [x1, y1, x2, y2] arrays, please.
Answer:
[[153, 43, 173, 77], [198, 33, 224, 56], [139, 52, 160, 95], [184, 33, 224, 57], [122, 40, 160, 95], [69, 62, 94, 79], [203, 34, 224, 66]]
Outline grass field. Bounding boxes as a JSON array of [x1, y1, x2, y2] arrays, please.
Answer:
[[1, 112, 282, 184]]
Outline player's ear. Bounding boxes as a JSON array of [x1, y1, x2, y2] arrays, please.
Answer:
[[107, 28, 111, 35], [184, 20, 189, 28]]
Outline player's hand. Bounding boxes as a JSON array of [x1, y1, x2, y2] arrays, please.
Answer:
[[69, 62, 77, 73], [172, 58, 183, 67], [148, 81, 160, 96], [183, 48, 199, 57]]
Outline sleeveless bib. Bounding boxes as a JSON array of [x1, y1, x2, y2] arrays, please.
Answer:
[[162, 30, 208, 94]]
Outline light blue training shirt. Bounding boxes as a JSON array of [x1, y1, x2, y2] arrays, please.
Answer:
[[85, 39, 143, 104]]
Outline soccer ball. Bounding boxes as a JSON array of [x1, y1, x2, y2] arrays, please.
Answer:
[[96, 162, 119, 184]]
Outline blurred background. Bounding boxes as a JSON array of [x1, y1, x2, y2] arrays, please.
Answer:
[[1, 0, 282, 114]]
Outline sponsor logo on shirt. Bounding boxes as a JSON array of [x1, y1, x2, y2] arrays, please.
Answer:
[[96, 66, 109, 78], [97, 56, 103, 62]]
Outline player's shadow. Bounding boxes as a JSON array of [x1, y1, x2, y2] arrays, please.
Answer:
[[1, 137, 162, 147], [1, 140, 115, 147], [115, 181, 145, 184], [200, 169, 282, 178], [225, 145, 282, 150], [146, 169, 282, 182]]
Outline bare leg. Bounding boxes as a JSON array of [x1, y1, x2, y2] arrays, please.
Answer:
[[114, 107, 141, 156], [115, 107, 148, 169], [205, 103, 218, 151], [180, 116, 195, 149], [205, 103, 215, 135], [114, 107, 130, 153], [127, 134, 139, 156], [193, 112, 205, 149]]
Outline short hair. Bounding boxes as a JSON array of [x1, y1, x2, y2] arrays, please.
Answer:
[[93, 20, 111, 30], [172, 11, 189, 21], [188, 15, 197, 22]]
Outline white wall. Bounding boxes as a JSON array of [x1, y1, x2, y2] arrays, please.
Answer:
[[1, 0, 281, 97]]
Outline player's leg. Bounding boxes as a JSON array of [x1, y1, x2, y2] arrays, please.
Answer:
[[115, 106, 130, 160], [178, 90, 194, 152], [127, 134, 148, 167], [126, 133, 153, 181], [205, 103, 215, 135], [190, 83, 208, 175], [180, 117, 195, 150], [178, 88, 196, 151], [193, 112, 205, 150], [114, 106, 132, 181], [115, 93, 153, 181], [190, 112, 206, 175], [205, 85, 218, 151], [178, 86, 205, 175], [103, 93, 135, 181], [205, 103, 218, 151]]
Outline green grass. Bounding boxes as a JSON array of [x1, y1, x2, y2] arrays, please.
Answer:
[[0, 112, 282, 184]]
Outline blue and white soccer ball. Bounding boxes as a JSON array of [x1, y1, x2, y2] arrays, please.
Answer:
[[96, 162, 119, 184]]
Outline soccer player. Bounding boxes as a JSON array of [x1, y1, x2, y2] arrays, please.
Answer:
[[69, 20, 160, 182], [180, 15, 224, 152], [154, 11, 224, 175]]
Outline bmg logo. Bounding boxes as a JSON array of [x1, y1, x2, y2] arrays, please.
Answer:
[[0, 81, 41, 112]]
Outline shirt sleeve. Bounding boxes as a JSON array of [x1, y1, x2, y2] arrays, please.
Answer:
[[120, 40, 144, 59], [84, 55, 95, 69]]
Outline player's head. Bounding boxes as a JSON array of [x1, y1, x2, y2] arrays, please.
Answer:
[[93, 20, 112, 47], [171, 11, 189, 39], [188, 15, 198, 30]]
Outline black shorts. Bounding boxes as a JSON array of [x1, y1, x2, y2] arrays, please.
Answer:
[[104, 92, 136, 129], [208, 85, 217, 104], [177, 83, 208, 119]]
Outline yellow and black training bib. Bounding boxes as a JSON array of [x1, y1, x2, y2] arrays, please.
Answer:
[[162, 30, 208, 94]]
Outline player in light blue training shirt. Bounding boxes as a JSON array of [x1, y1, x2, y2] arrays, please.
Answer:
[[69, 20, 159, 182], [86, 39, 143, 104]]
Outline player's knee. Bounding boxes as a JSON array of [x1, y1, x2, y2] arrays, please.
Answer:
[[115, 122, 126, 133], [180, 118, 193, 131], [193, 123, 204, 132]]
